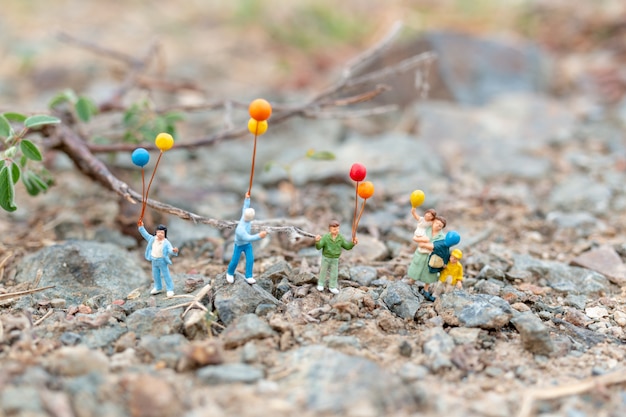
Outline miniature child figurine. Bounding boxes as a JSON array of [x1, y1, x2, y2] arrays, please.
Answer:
[[411, 208, 436, 254], [440, 248, 464, 289], [315, 220, 358, 294], [138, 219, 179, 297], [226, 192, 268, 285]]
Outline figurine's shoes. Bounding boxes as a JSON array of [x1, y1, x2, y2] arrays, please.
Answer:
[[420, 289, 435, 302], [244, 277, 256, 285], [329, 288, 339, 295], [150, 288, 162, 295], [166, 291, 175, 298], [226, 274, 234, 284], [317, 285, 324, 292]]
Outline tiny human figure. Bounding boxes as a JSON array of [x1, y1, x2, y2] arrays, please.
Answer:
[[439, 248, 464, 290], [407, 215, 447, 302], [411, 208, 436, 254], [226, 192, 268, 285], [315, 220, 358, 294], [138, 219, 179, 298]]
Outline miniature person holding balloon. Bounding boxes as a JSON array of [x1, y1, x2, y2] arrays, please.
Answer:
[[315, 220, 358, 294], [406, 215, 448, 301], [138, 219, 179, 298], [226, 192, 268, 285]]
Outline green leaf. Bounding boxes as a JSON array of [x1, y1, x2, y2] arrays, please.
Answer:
[[22, 171, 49, 196], [0, 115, 13, 138], [10, 163, 20, 184], [48, 89, 77, 109], [24, 115, 61, 129], [75, 96, 98, 122], [0, 166, 17, 212], [20, 140, 43, 161], [306, 150, 336, 160], [2, 112, 27, 123]]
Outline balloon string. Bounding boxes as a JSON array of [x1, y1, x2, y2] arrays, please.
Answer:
[[138, 168, 146, 222], [141, 151, 163, 221], [354, 199, 367, 239], [248, 126, 259, 196], [352, 182, 359, 240]]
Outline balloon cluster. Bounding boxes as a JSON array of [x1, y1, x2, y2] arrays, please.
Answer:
[[247, 98, 272, 196], [131, 132, 175, 222], [349, 163, 375, 240]]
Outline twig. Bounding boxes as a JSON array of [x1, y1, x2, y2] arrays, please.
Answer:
[[0, 285, 55, 301], [517, 370, 626, 417], [34, 309, 55, 326]]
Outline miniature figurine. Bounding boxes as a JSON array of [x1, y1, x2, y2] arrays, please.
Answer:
[[440, 248, 464, 290], [315, 220, 358, 294], [406, 215, 447, 302], [138, 219, 179, 297], [226, 192, 268, 285], [411, 208, 436, 253]]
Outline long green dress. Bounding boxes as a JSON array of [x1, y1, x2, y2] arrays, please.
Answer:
[[407, 226, 445, 284]]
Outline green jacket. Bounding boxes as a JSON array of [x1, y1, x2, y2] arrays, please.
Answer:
[[316, 233, 354, 258]]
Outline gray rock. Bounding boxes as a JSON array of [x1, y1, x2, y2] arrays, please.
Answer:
[[14, 241, 149, 306], [380, 281, 422, 319], [510, 311, 556, 356], [126, 307, 184, 337], [42, 345, 109, 377], [138, 334, 189, 368], [275, 345, 417, 414], [196, 363, 264, 384], [214, 274, 280, 326], [436, 291, 514, 329], [221, 313, 277, 349], [349, 265, 378, 287]]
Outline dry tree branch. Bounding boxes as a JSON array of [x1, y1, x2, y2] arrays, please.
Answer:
[[50, 21, 435, 239], [517, 369, 626, 417]]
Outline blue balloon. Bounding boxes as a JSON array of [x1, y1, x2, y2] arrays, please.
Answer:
[[445, 230, 460, 247], [131, 148, 150, 167]]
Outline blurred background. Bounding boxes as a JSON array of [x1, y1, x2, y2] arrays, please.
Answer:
[[1, 0, 626, 258]]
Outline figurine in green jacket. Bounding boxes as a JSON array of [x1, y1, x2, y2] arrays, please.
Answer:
[[315, 220, 358, 294]]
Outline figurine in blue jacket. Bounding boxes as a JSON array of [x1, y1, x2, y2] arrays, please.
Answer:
[[138, 219, 179, 297], [226, 192, 267, 285]]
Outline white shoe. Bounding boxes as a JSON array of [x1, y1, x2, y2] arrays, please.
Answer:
[[317, 285, 324, 292], [150, 288, 162, 295], [329, 288, 339, 294], [244, 277, 256, 285], [166, 291, 174, 298], [226, 274, 234, 284]]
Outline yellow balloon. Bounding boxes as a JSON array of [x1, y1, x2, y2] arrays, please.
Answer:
[[248, 118, 268, 135], [410, 190, 425, 207], [155, 133, 174, 151]]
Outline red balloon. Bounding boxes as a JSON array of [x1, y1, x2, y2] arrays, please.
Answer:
[[349, 163, 367, 182]]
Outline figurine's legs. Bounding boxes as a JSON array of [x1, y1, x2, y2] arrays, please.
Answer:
[[151, 261, 163, 291], [242, 244, 254, 278], [160, 264, 175, 293], [327, 258, 339, 290], [318, 256, 331, 288], [227, 245, 245, 276]]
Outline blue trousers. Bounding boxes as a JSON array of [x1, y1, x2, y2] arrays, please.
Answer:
[[227, 243, 254, 278], [152, 258, 174, 292]]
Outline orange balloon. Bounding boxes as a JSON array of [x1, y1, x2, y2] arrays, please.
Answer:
[[249, 99, 272, 121], [357, 181, 374, 199]]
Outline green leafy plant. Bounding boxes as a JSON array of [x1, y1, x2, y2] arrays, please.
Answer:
[[0, 113, 60, 212], [122, 101, 184, 144]]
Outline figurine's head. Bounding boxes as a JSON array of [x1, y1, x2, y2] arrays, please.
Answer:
[[244, 208, 255, 222], [155, 224, 168, 239], [450, 248, 463, 263], [432, 216, 447, 232], [328, 220, 340, 236], [424, 209, 437, 222]]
